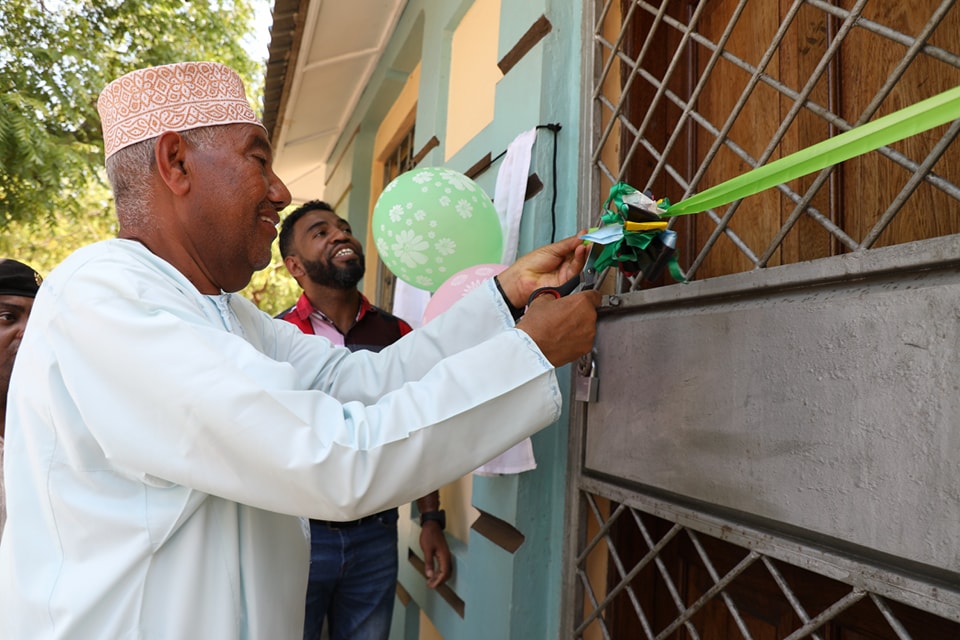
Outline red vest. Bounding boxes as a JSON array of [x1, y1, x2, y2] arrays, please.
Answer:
[[278, 292, 411, 352]]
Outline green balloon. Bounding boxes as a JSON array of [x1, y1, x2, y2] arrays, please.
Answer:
[[372, 167, 503, 292]]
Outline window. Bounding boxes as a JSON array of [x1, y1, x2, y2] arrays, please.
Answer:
[[375, 123, 417, 311]]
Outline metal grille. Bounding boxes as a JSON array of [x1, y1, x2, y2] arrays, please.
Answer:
[[581, 0, 960, 290], [570, 479, 960, 639], [383, 125, 418, 185], [567, 1, 960, 637], [375, 124, 417, 310]]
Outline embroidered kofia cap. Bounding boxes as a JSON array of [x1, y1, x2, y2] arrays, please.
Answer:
[[97, 61, 265, 159], [0, 259, 42, 298]]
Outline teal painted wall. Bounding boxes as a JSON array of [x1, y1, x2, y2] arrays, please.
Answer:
[[325, 1, 583, 637]]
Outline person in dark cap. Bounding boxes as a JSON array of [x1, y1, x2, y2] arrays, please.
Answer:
[[0, 258, 42, 539]]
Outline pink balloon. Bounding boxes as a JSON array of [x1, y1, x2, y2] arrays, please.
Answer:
[[422, 263, 508, 325]]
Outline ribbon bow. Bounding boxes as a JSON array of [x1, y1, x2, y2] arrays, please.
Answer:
[[585, 182, 684, 283]]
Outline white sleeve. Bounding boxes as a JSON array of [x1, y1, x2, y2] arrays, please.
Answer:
[[48, 259, 559, 520]]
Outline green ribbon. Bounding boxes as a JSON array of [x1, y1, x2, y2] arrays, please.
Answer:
[[601, 182, 638, 224], [593, 182, 684, 281], [663, 85, 960, 217], [593, 228, 658, 271]]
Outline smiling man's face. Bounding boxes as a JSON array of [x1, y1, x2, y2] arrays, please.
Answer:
[[290, 208, 366, 289], [180, 124, 292, 293]]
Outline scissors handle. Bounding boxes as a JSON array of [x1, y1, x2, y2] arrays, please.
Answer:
[[526, 274, 583, 306]]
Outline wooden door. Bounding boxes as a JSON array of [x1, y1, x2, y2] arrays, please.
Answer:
[[618, 0, 960, 283], [606, 509, 960, 638]]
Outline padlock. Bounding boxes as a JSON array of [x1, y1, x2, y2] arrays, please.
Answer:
[[575, 357, 598, 403]]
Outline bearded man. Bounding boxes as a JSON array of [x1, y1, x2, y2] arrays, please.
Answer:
[[278, 201, 451, 640]]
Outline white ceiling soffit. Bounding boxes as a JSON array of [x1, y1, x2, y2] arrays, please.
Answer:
[[273, 0, 408, 203]]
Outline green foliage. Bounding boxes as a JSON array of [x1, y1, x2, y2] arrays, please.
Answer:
[[0, 0, 263, 226], [0, 0, 301, 311], [0, 183, 117, 276], [0, 189, 301, 314], [245, 242, 301, 317]]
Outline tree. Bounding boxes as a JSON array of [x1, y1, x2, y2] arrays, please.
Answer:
[[0, 182, 118, 273], [0, 0, 300, 311], [0, 0, 263, 226], [0, 183, 301, 316]]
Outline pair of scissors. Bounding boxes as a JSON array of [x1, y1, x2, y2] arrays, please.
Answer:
[[526, 242, 603, 306]]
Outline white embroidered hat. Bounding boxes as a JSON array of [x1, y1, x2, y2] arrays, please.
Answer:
[[97, 61, 264, 159]]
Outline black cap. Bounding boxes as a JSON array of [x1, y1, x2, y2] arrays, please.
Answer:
[[0, 259, 42, 298]]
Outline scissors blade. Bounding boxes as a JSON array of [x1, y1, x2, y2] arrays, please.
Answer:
[[578, 242, 604, 291]]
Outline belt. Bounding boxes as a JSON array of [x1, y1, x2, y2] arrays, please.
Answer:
[[311, 510, 391, 530]]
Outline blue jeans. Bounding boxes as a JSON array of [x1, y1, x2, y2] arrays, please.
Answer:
[[303, 509, 399, 640]]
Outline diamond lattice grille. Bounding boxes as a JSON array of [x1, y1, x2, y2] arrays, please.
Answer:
[[584, 0, 960, 288], [568, 2, 960, 636], [572, 489, 960, 639]]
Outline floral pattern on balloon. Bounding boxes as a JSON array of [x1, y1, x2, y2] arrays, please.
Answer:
[[372, 167, 503, 292]]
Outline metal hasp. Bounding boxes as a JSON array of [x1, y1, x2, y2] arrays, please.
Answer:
[[574, 351, 598, 403]]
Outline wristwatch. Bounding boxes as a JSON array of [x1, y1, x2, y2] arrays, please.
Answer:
[[419, 509, 446, 530]]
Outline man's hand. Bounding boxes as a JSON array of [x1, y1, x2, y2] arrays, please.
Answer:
[[496, 234, 591, 308], [516, 290, 601, 367], [420, 522, 452, 589]]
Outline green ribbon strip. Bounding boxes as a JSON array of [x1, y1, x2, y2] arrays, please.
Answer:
[[663, 85, 960, 217], [593, 182, 684, 281], [601, 182, 638, 224]]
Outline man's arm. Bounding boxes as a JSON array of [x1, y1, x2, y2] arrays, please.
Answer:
[[45, 238, 597, 522], [415, 491, 451, 589]]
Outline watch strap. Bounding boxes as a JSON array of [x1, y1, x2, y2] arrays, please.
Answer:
[[420, 509, 446, 530]]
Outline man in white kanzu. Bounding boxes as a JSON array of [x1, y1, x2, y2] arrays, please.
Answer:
[[0, 62, 600, 639]]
